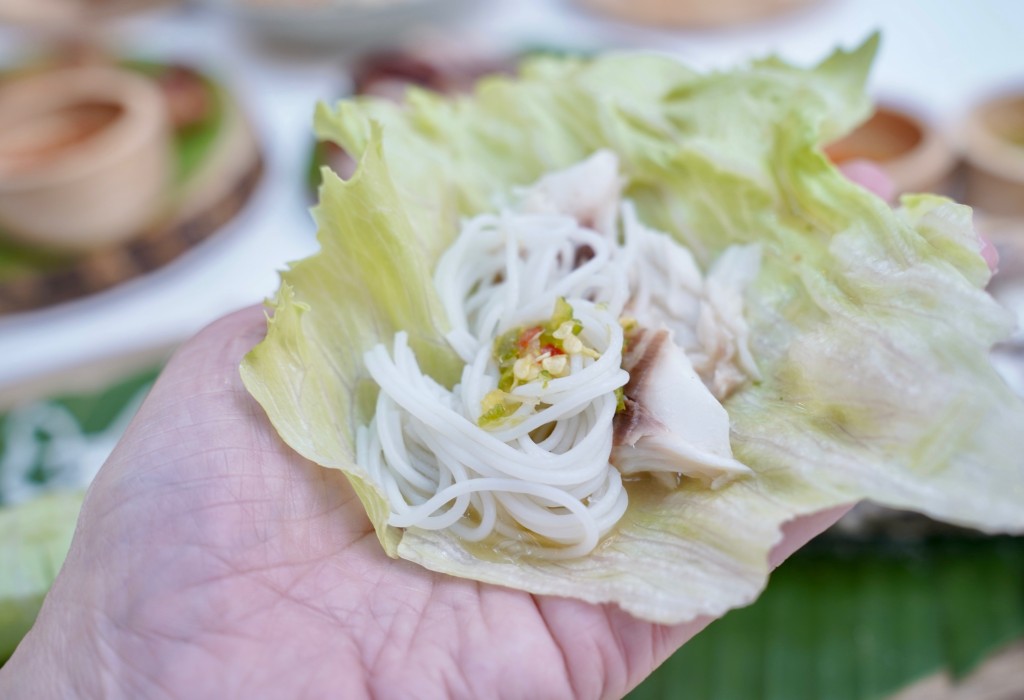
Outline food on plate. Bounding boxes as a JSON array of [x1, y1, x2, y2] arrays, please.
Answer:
[[0, 65, 172, 251], [0, 0, 175, 24], [353, 47, 513, 100], [0, 492, 82, 663], [0, 57, 261, 314], [242, 36, 1024, 623]]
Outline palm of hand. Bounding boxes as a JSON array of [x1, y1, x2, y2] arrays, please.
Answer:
[[34, 309, 699, 700]]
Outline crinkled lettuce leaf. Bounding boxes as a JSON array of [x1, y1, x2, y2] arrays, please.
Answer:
[[241, 36, 1024, 623]]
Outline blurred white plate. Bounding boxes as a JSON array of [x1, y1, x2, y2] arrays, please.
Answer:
[[203, 0, 479, 49]]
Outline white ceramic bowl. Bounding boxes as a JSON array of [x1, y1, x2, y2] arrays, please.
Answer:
[[0, 66, 172, 252], [203, 0, 477, 49]]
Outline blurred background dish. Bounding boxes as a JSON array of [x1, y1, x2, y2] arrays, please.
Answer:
[[574, 0, 819, 28], [962, 87, 1024, 217], [0, 0, 179, 24], [202, 0, 479, 50], [350, 41, 514, 99], [0, 57, 262, 314], [0, 65, 172, 251], [825, 103, 957, 198]]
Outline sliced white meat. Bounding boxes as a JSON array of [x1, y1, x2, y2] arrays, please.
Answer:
[[611, 328, 751, 489]]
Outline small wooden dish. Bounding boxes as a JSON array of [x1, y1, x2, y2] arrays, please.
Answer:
[[962, 89, 1024, 217], [825, 104, 957, 197], [0, 0, 178, 24], [0, 66, 173, 252], [0, 63, 263, 315]]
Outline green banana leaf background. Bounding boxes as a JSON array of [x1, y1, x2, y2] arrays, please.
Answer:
[[631, 535, 1024, 699]]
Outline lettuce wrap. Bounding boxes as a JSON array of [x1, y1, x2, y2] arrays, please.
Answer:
[[241, 35, 1024, 624]]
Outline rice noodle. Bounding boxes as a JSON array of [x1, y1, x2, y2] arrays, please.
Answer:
[[359, 212, 631, 557]]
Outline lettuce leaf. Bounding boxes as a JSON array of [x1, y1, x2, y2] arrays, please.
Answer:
[[241, 36, 1024, 623]]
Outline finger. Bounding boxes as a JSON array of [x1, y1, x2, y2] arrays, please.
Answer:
[[980, 233, 1000, 273], [164, 304, 269, 382], [105, 304, 270, 460], [838, 159, 896, 201], [769, 503, 853, 568]]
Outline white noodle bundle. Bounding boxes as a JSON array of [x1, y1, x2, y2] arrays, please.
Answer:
[[357, 208, 631, 558], [355, 151, 759, 557]]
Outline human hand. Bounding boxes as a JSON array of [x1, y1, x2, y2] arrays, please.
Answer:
[[0, 305, 848, 700], [0, 162, 913, 700]]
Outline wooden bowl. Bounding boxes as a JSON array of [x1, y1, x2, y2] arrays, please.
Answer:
[[962, 89, 1024, 217], [0, 0, 178, 24], [825, 104, 957, 197], [0, 66, 172, 252]]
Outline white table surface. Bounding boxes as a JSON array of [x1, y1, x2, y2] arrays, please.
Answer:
[[1, 0, 1023, 403]]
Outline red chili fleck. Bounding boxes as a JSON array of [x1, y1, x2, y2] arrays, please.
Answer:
[[542, 344, 564, 356], [518, 326, 542, 350]]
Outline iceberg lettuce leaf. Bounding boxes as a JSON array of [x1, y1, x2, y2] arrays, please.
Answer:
[[242, 37, 1024, 623]]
